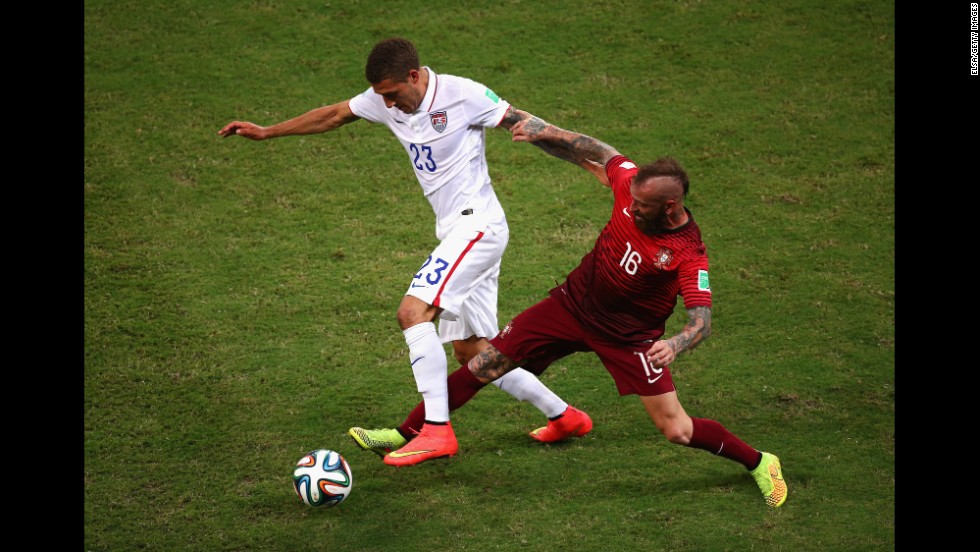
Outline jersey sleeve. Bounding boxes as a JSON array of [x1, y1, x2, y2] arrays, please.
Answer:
[[678, 256, 712, 309], [458, 77, 511, 128], [347, 86, 384, 124], [606, 155, 639, 195]]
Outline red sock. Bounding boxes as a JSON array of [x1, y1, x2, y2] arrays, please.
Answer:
[[688, 417, 763, 470], [399, 365, 488, 438]]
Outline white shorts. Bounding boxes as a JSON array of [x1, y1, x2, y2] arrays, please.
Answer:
[[405, 212, 510, 344]]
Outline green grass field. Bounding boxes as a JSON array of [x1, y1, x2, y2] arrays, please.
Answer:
[[85, 1, 894, 550]]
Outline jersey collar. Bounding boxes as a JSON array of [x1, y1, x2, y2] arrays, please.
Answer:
[[419, 66, 439, 113]]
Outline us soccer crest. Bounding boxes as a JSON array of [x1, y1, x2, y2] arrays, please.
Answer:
[[429, 111, 448, 133]]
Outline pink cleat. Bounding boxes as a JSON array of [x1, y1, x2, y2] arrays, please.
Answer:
[[530, 406, 593, 442]]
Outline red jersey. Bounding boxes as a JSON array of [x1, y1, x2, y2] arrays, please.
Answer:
[[550, 155, 712, 343]]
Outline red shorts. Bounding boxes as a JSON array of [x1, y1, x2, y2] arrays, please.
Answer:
[[490, 296, 676, 397]]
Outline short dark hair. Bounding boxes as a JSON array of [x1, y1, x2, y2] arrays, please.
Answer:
[[635, 157, 689, 196], [365, 38, 420, 84]]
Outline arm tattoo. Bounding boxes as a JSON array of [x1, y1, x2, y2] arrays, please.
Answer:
[[521, 116, 549, 136], [509, 114, 581, 162], [469, 345, 520, 382], [525, 118, 617, 168], [531, 138, 580, 164], [562, 134, 617, 166], [666, 306, 712, 354], [503, 107, 618, 179], [499, 106, 528, 128]]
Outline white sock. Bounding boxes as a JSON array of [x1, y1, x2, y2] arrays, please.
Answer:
[[404, 322, 449, 422], [492, 368, 568, 419]]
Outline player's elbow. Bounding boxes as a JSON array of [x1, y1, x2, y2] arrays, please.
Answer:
[[688, 306, 712, 344]]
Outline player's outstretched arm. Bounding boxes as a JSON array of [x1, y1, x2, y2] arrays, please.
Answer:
[[645, 306, 712, 369], [218, 100, 360, 140], [504, 110, 619, 185], [499, 108, 614, 186]]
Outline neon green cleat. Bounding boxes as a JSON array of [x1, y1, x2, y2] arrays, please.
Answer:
[[347, 427, 408, 458], [751, 452, 788, 508]]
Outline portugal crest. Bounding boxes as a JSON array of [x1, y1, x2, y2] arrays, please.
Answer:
[[653, 247, 674, 270], [429, 111, 448, 133]]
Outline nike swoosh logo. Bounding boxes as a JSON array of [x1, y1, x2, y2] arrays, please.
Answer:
[[387, 449, 435, 458], [623, 207, 632, 219], [647, 373, 664, 384], [411, 283, 428, 288], [411, 357, 424, 366]]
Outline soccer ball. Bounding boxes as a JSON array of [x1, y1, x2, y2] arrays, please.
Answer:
[[292, 449, 353, 508]]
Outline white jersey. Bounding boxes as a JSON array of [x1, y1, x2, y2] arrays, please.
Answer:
[[347, 67, 510, 240]]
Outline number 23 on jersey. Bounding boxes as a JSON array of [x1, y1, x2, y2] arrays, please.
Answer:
[[410, 143, 437, 172]]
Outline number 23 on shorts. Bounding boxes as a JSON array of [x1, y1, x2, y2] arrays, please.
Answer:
[[412, 255, 449, 287]]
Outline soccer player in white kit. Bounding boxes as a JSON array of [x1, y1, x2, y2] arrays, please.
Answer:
[[218, 38, 595, 466]]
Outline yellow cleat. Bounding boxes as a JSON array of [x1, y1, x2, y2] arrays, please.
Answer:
[[348, 427, 408, 458], [751, 452, 788, 508]]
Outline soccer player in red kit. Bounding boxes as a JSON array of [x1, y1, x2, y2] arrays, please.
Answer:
[[397, 115, 788, 508]]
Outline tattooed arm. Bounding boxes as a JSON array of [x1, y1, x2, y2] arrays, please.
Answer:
[[499, 107, 613, 186], [644, 306, 712, 369]]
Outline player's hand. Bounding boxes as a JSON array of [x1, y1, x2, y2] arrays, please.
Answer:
[[218, 121, 267, 140], [509, 118, 532, 142], [645, 340, 676, 368], [509, 117, 550, 143]]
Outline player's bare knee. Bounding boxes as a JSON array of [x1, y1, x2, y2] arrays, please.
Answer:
[[395, 308, 418, 329], [666, 432, 692, 446], [396, 305, 435, 330], [659, 424, 692, 445]]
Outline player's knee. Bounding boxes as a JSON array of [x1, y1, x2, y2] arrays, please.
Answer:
[[658, 422, 692, 445], [397, 306, 430, 330], [395, 308, 414, 329], [665, 431, 691, 446]]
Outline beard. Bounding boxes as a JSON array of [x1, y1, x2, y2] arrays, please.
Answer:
[[634, 210, 671, 235]]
